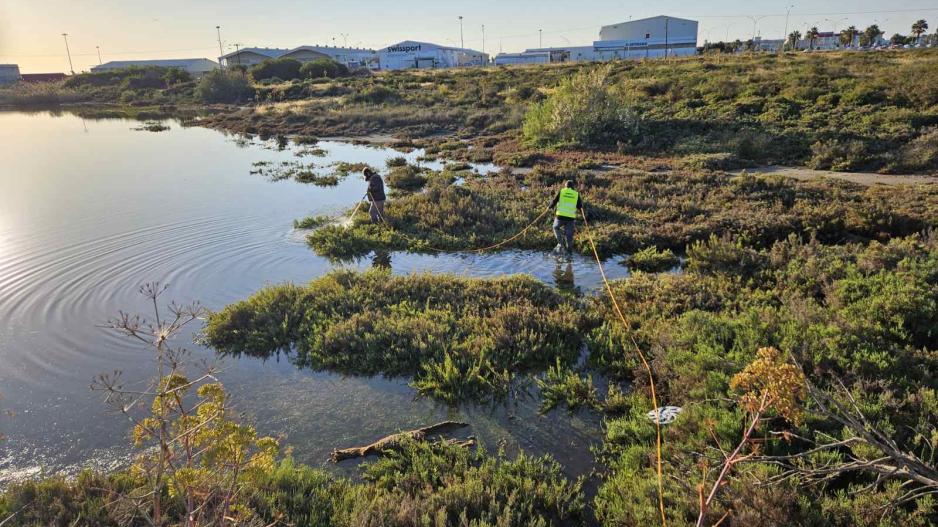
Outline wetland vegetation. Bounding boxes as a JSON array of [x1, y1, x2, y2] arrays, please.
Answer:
[[3, 50, 938, 173], [3, 50, 937, 526]]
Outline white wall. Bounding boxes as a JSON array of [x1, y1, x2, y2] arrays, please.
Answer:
[[378, 41, 487, 70]]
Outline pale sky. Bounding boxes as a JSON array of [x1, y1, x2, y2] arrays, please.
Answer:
[[1, 0, 936, 73]]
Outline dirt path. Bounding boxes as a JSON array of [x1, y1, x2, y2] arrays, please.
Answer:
[[745, 166, 938, 186]]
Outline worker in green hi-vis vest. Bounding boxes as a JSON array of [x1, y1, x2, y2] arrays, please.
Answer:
[[548, 180, 583, 257]]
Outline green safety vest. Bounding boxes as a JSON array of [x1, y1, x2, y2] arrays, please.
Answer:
[[556, 188, 579, 219]]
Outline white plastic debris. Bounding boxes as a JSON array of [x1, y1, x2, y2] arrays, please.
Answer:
[[646, 406, 683, 424]]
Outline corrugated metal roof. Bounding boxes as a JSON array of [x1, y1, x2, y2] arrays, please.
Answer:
[[93, 58, 218, 70], [219, 48, 290, 60]]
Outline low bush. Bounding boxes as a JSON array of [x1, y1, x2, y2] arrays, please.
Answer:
[[195, 69, 254, 103], [250, 58, 303, 82], [385, 164, 428, 192], [536, 359, 600, 413], [300, 58, 349, 79], [523, 65, 641, 148], [625, 246, 681, 272], [0, 442, 585, 527]]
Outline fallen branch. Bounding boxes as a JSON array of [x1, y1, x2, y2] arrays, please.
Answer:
[[331, 421, 471, 462]]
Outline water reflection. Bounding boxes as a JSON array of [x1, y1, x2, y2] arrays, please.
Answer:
[[553, 261, 578, 295]]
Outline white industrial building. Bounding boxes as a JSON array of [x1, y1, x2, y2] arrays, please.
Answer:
[[0, 64, 21, 85], [91, 58, 219, 76], [219, 46, 379, 70], [378, 41, 488, 70], [494, 52, 550, 66], [495, 15, 698, 65]]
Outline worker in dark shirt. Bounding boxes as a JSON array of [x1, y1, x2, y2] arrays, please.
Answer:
[[363, 168, 386, 223], [549, 180, 583, 257]]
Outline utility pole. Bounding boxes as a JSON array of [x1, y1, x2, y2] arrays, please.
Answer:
[[781, 5, 794, 53], [458, 16, 464, 48], [96, 45, 102, 65], [61, 33, 74, 74], [216, 26, 224, 66], [664, 17, 669, 58]]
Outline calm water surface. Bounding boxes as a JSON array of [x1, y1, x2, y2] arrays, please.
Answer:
[[0, 111, 634, 485]]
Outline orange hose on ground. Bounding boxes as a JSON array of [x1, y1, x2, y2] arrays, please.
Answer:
[[579, 208, 668, 527]]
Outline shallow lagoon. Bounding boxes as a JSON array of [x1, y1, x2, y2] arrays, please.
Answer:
[[0, 111, 636, 485]]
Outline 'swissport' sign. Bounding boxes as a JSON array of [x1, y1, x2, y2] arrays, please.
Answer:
[[386, 44, 422, 53]]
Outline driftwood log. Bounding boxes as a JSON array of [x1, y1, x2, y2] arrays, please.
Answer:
[[331, 421, 473, 462]]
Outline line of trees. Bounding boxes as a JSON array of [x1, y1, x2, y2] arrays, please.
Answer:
[[783, 19, 933, 51]]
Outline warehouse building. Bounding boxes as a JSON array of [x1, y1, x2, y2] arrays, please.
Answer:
[[218, 48, 289, 68], [283, 46, 379, 69], [495, 15, 698, 64], [494, 52, 550, 66], [0, 64, 21, 85], [91, 58, 219, 76], [220, 46, 379, 70], [378, 41, 488, 70]]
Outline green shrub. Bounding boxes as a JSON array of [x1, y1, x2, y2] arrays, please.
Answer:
[[195, 69, 254, 103], [249, 58, 303, 82], [626, 246, 681, 272], [523, 65, 641, 148], [385, 164, 427, 192], [536, 359, 600, 413], [348, 85, 400, 104], [300, 58, 349, 79]]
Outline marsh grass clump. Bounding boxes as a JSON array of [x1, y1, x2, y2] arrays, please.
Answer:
[[385, 156, 408, 167], [625, 246, 681, 272], [204, 270, 586, 403], [536, 359, 601, 413], [385, 164, 428, 193], [293, 214, 331, 229]]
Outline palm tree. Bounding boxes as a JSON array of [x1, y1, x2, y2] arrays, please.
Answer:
[[787, 30, 802, 50], [860, 24, 882, 47], [806, 27, 820, 50], [911, 19, 929, 40], [839, 26, 859, 48]]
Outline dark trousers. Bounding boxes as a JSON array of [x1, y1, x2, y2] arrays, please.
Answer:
[[553, 216, 575, 251], [369, 200, 385, 223]]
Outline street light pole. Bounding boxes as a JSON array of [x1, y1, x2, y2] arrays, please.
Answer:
[[61, 33, 74, 74], [482, 24, 485, 55], [96, 45, 102, 65], [216, 26, 224, 66], [539, 28, 543, 48], [458, 16, 464, 48], [782, 5, 794, 53]]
